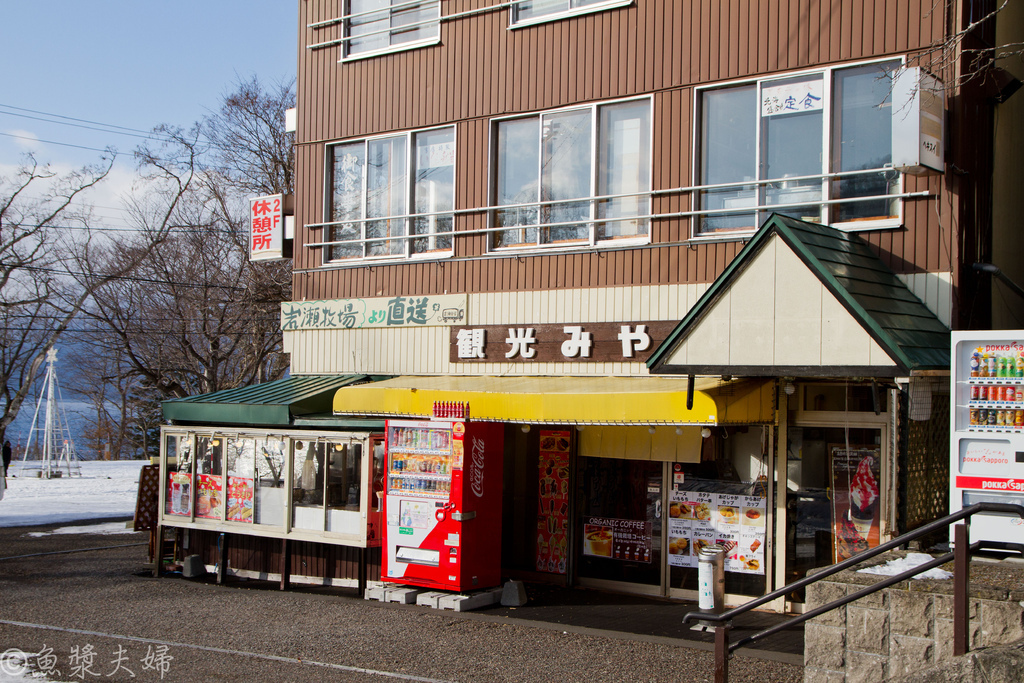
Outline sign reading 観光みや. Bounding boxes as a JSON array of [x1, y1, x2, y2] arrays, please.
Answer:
[[250, 194, 284, 261], [281, 294, 467, 331], [450, 321, 676, 363]]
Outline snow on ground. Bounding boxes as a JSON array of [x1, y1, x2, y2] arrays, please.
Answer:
[[0, 460, 148, 528], [857, 551, 953, 580], [0, 461, 148, 682]]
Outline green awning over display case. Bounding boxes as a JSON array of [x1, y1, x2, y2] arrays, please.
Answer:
[[162, 374, 386, 427]]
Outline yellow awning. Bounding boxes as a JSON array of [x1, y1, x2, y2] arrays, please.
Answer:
[[332, 376, 774, 425]]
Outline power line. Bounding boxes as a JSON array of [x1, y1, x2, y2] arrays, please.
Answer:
[[0, 103, 167, 139], [0, 131, 114, 154], [0, 109, 170, 144]]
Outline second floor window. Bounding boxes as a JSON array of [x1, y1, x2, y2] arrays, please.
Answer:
[[696, 60, 902, 236], [491, 98, 651, 250], [511, 0, 632, 27], [326, 127, 455, 262], [345, 0, 440, 59]]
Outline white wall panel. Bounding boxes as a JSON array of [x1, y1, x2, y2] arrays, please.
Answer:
[[897, 271, 953, 328], [287, 284, 706, 376]]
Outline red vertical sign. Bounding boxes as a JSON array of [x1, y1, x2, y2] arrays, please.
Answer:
[[249, 194, 283, 260]]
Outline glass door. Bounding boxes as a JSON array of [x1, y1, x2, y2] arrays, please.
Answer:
[[784, 383, 890, 606], [575, 457, 663, 593]]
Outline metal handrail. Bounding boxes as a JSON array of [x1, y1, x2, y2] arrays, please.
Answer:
[[681, 502, 1024, 683]]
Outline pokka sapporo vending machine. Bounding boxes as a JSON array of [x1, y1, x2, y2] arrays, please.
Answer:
[[382, 402, 505, 592], [950, 331, 1024, 549]]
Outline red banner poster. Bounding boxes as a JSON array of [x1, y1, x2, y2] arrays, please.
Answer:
[[536, 430, 570, 574], [226, 476, 254, 523], [196, 474, 223, 520], [831, 446, 881, 561]]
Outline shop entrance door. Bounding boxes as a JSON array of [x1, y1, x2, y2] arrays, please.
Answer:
[[783, 384, 890, 607], [575, 457, 663, 593]]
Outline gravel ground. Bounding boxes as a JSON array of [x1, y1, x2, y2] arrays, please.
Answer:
[[0, 520, 802, 683]]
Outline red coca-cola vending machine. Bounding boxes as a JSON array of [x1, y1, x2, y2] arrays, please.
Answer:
[[382, 403, 504, 591]]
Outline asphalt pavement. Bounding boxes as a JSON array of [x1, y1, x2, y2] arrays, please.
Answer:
[[0, 519, 803, 683]]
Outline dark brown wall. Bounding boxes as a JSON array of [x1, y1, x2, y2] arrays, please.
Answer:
[[187, 529, 382, 583], [293, 0, 956, 301]]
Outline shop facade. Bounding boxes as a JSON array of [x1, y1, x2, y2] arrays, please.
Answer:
[[154, 0, 1020, 610]]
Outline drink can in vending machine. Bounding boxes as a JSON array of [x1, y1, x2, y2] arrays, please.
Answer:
[[971, 385, 980, 401], [970, 409, 980, 425], [1017, 410, 1024, 427]]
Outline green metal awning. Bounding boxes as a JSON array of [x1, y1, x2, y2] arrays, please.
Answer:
[[162, 374, 387, 427]]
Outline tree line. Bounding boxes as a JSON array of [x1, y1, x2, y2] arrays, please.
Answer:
[[0, 77, 294, 460]]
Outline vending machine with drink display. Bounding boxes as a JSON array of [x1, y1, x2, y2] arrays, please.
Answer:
[[950, 331, 1024, 549], [382, 403, 505, 591]]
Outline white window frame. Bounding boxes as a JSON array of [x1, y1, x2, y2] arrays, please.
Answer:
[[341, 0, 442, 62], [487, 96, 653, 254], [691, 58, 906, 241], [508, 0, 633, 29], [320, 125, 457, 265]]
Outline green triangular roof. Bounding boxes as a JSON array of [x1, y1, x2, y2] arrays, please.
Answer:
[[647, 214, 950, 375]]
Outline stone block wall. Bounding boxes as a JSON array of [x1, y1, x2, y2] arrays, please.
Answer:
[[803, 552, 1024, 683]]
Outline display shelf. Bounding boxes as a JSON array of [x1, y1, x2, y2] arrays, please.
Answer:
[[966, 378, 1024, 384], [388, 473, 451, 496], [388, 446, 451, 456], [964, 425, 1024, 434]]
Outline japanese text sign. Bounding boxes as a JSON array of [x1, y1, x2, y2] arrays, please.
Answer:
[[249, 194, 284, 261], [281, 294, 467, 331], [450, 321, 676, 363]]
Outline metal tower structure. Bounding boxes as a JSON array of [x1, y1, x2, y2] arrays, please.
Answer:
[[18, 348, 81, 478]]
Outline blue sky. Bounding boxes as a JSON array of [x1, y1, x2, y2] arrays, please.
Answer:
[[1, 2, 297, 222]]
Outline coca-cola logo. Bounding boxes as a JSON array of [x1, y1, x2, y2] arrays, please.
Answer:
[[470, 437, 485, 498]]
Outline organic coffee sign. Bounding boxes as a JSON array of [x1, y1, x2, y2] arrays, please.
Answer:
[[450, 321, 676, 363]]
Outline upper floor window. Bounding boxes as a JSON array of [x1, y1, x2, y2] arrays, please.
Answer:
[[491, 98, 651, 250], [326, 126, 454, 262], [695, 60, 902, 237], [344, 0, 440, 59], [510, 0, 632, 27]]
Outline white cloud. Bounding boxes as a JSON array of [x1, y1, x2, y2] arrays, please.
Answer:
[[5, 128, 42, 152]]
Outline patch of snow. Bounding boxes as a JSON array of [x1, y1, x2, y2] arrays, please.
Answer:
[[857, 552, 953, 580], [0, 460, 148, 528], [25, 521, 139, 537]]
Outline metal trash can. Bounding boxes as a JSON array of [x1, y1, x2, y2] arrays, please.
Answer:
[[697, 545, 726, 612]]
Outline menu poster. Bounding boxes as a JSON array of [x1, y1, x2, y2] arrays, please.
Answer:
[[831, 446, 881, 561], [536, 430, 570, 574], [195, 474, 223, 520], [166, 472, 192, 516], [583, 517, 653, 563], [226, 476, 254, 523], [667, 490, 766, 574]]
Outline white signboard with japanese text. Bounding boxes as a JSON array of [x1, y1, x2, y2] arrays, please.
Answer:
[[761, 78, 824, 117], [249, 194, 284, 261], [281, 294, 467, 331]]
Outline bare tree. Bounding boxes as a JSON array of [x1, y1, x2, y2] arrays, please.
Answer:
[[0, 151, 193, 447], [71, 78, 293, 454], [205, 76, 295, 196], [912, 0, 1023, 94]]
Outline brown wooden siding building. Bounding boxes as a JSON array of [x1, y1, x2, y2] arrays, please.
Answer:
[[293, 0, 965, 321]]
